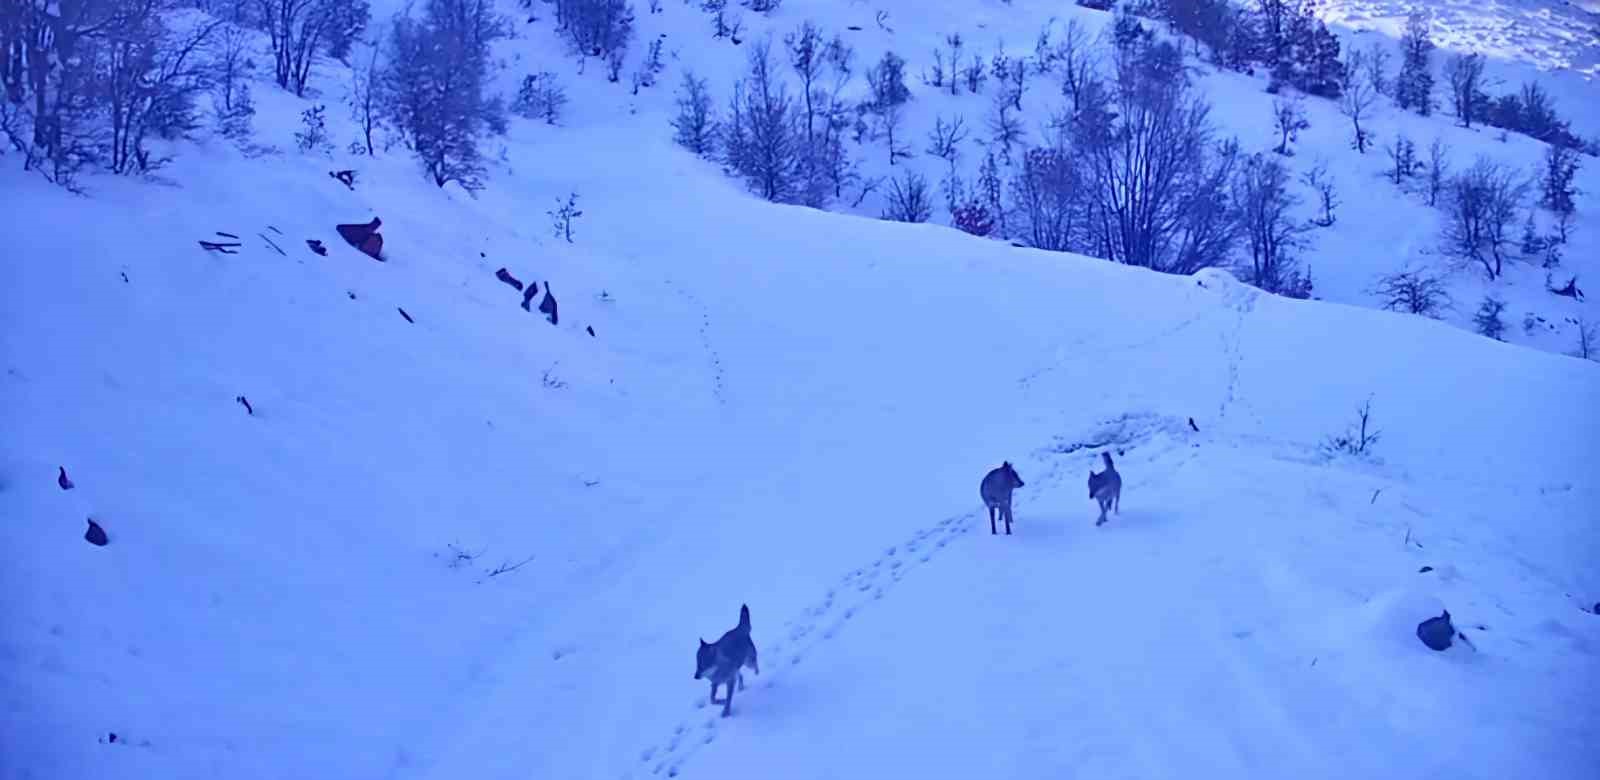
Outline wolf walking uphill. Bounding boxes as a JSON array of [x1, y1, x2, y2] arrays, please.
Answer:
[[695, 604, 760, 718], [1088, 452, 1121, 526], [980, 461, 1025, 535]]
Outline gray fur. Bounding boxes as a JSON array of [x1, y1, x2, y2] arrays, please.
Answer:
[[980, 461, 1025, 535], [694, 604, 759, 717], [1088, 452, 1121, 526]]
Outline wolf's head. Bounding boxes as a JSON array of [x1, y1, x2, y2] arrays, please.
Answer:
[[1088, 469, 1104, 497], [1001, 461, 1024, 489], [694, 638, 717, 680]]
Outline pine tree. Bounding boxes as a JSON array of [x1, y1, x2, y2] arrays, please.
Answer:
[[1395, 12, 1435, 116], [1301, 21, 1344, 97]]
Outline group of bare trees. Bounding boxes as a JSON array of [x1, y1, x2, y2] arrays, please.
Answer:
[[0, 0, 371, 187]]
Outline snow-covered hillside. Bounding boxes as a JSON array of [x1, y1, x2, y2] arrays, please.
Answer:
[[3, 1, 1600, 780]]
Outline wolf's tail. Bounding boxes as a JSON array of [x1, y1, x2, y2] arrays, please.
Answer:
[[739, 604, 751, 632], [1102, 452, 1115, 470]]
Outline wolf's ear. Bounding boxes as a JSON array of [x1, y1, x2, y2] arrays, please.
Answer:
[[700, 638, 708, 647]]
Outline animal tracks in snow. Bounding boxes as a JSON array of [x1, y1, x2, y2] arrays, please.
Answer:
[[621, 512, 976, 779]]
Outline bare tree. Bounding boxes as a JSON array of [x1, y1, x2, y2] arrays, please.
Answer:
[[1386, 134, 1417, 186], [1574, 316, 1598, 361], [722, 38, 801, 202], [348, 43, 384, 155], [212, 24, 258, 142], [1372, 269, 1452, 317], [1055, 17, 1097, 115], [1415, 138, 1446, 208], [384, 0, 506, 192], [882, 99, 910, 165], [670, 71, 716, 156], [1444, 156, 1530, 279], [926, 114, 968, 166], [1233, 153, 1312, 295], [1443, 52, 1486, 128], [258, 0, 368, 97], [1072, 39, 1230, 271], [882, 169, 932, 222], [1339, 59, 1378, 154], [1011, 144, 1086, 252], [556, 0, 634, 57], [1540, 142, 1581, 216], [1362, 41, 1391, 96], [104, 14, 221, 174], [987, 88, 1024, 164], [1301, 161, 1337, 227], [1272, 96, 1308, 155]]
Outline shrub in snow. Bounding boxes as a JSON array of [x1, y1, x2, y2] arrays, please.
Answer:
[[550, 193, 582, 243], [513, 73, 569, 125], [1372, 270, 1451, 318], [1472, 296, 1508, 341], [671, 72, 718, 156], [1321, 396, 1381, 458], [296, 105, 333, 154]]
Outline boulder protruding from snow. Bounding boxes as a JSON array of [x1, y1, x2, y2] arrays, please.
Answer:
[[521, 282, 540, 311], [539, 284, 558, 325], [336, 218, 384, 261], [58, 466, 74, 490], [1416, 610, 1456, 651], [85, 518, 108, 546]]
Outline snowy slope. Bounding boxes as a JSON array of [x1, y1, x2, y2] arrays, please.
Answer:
[[4, 1, 1600, 780]]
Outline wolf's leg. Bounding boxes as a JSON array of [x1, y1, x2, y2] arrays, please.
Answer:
[[736, 672, 745, 691], [710, 681, 725, 705], [722, 674, 736, 717], [1114, 488, 1120, 514], [1004, 504, 1013, 535], [989, 506, 997, 535]]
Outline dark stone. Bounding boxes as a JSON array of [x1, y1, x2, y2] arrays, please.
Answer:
[[586, 326, 595, 337], [58, 466, 74, 490], [1417, 610, 1454, 651], [1418, 566, 1433, 573], [495, 268, 524, 291], [1592, 602, 1599, 615], [335, 218, 384, 260], [307, 239, 328, 256], [539, 284, 558, 325], [85, 519, 108, 546]]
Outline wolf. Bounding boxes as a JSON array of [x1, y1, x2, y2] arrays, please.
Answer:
[[1088, 452, 1121, 526], [980, 461, 1025, 535], [694, 604, 760, 717]]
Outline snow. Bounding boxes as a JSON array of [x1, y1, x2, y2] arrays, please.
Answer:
[[3, 1, 1599, 779]]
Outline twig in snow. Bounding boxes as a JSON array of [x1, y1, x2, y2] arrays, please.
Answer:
[[259, 233, 286, 256], [267, 225, 283, 235], [484, 554, 536, 578], [215, 231, 240, 239], [235, 395, 254, 415], [199, 240, 241, 254], [397, 307, 414, 324], [1370, 488, 1383, 505]]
